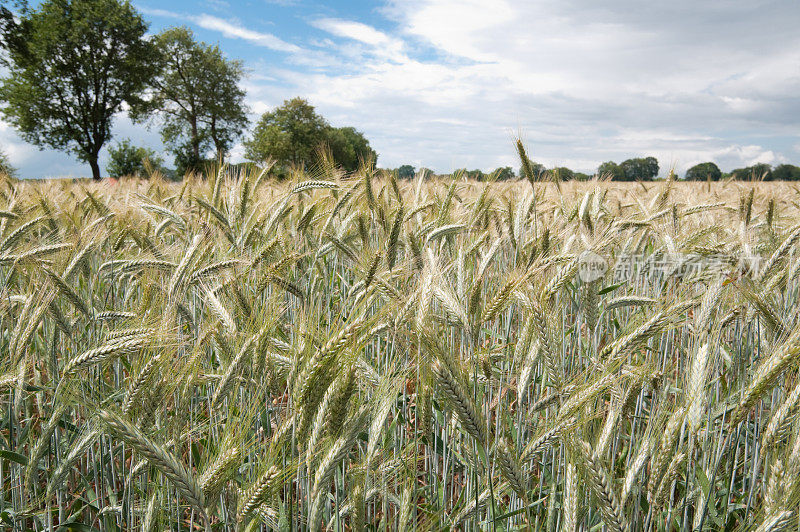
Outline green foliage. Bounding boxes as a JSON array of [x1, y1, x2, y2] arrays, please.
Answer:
[[685, 162, 722, 181], [620, 156, 659, 181], [397, 164, 415, 179], [245, 98, 375, 172], [325, 126, 377, 172], [597, 161, 624, 180], [418, 167, 433, 179], [0, 0, 156, 179], [451, 164, 582, 182], [518, 160, 546, 180], [132, 26, 248, 175], [730, 163, 772, 181], [455, 168, 485, 180], [492, 166, 515, 180], [552, 167, 575, 181], [770, 164, 800, 181], [172, 151, 219, 179], [244, 98, 329, 169], [598, 157, 659, 181], [0, 150, 17, 178], [106, 139, 163, 178]]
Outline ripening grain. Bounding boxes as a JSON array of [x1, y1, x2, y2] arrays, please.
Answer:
[[1, 167, 800, 531]]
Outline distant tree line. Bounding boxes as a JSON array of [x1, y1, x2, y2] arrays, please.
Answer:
[[385, 158, 800, 182], [0, 0, 375, 179], [684, 162, 800, 181], [387, 156, 656, 181]]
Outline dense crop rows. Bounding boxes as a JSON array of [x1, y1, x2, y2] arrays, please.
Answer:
[[2, 165, 800, 530]]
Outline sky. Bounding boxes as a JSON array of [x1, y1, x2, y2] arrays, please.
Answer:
[[2, 0, 800, 178]]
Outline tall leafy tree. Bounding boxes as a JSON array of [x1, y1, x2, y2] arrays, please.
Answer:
[[106, 138, 163, 178], [454, 168, 485, 180], [619, 156, 659, 181], [326, 126, 376, 171], [730, 163, 772, 181], [245, 98, 377, 171], [492, 166, 515, 180], [133, 27, 247, 174], [772, 164, 800, 181], [685, 162, 721, 181], [200, 45, 248, 161], [0, 0, 155, 179], [552, 166, 575, 181], [397, 164, 415, 179], [597, 161, 624, 180], [245, 98, 329, 169]]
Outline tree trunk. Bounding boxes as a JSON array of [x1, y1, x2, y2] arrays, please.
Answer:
[[210, 118, 222, 163], [89, 157, 101, 180], [191, 116, 200, 161]]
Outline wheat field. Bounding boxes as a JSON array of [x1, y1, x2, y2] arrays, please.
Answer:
[[2, 163, 800, 531]]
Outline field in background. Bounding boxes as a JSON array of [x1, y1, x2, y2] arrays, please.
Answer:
[[2, 170, 800, 530]]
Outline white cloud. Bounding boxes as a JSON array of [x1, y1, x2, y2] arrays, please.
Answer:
[[139, 8, 301, 53], [313, 19, 392, 47], [284, 0, 800, 173], [393, 0, 516, 62], [138, 7, 182, 19], [0, 123, 36, 166], [311, 18, 405, 62], [193, 15, 301, 53]]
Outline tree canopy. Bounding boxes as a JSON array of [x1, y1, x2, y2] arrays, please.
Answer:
[[245, 98, 328, 169], [620, 157, 659, 181], [326, 126, 377, 172], [455, 168, 485, 180], [597, 161, 624, 180], [397, 165, 415, 179], [106, 139, 163, 178], [0, 0, 155, 179], [132, 26, 248, 175], [772, 164, 800, 181], [493, 167, 515, 180], [598, 157, 658, 181], [685, 162, 722, 181], [552, 167, 575, 181], [729, 163, 772, 181], [244, 98, 376, 171]]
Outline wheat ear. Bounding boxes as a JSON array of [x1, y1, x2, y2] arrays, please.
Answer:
[[100, 410, 205, 511], [237, 465, 281, 522], [571, 439, 626, 532], [433, 360, 487, 446], [733, 324, 800, 424]]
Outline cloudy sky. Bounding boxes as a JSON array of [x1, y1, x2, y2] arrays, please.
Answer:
[[3, 0, 800, 178]]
